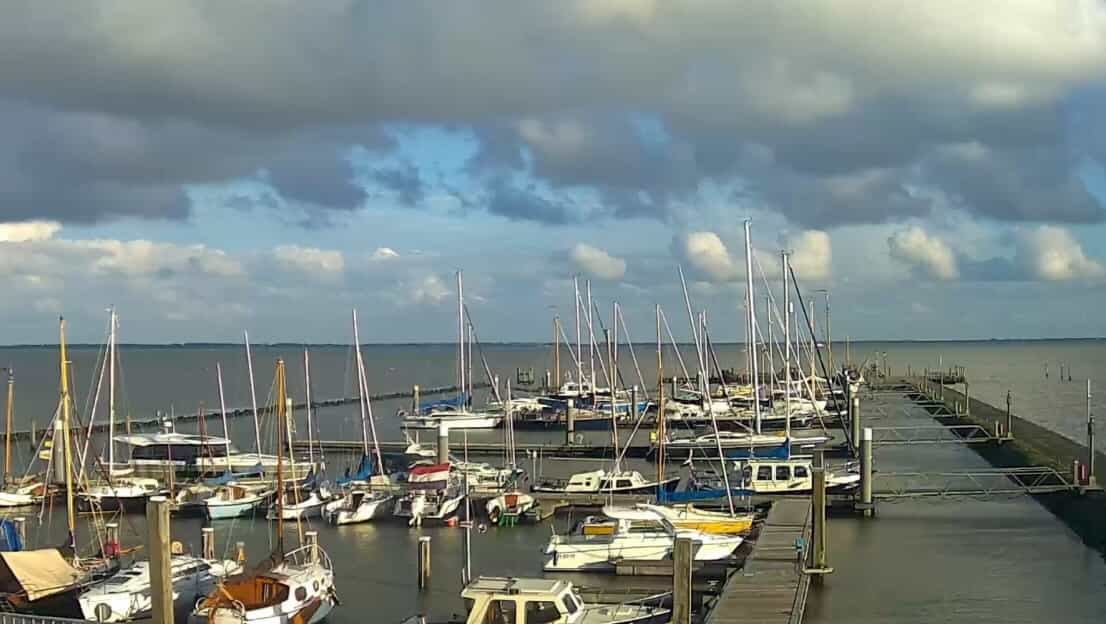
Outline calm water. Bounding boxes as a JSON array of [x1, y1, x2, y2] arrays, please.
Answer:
[[1, 340, 1105, 622]]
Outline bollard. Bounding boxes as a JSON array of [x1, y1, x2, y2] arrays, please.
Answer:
[[672, 537, 693, 624], [147, 497, 173, 624], [235, 541, 247, 564], [810, 451, 829, 573], [850, 396, 861, 455], [437, 423, 449, 465], [417, 536, 432, 589], [305, 531, 319, 563], [201, 527, 215, 560], [860, 428, 873, 518], [12, 517, 25, 547], [565, 400, 576, 446]]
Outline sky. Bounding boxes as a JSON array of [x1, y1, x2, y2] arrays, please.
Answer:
[[2, 1, 1106, 344]]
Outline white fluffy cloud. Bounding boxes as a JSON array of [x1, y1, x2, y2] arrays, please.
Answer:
[[784, 230, 832, 280], [370, 247, 400, 261], [675, 232, 739, 282], [570, 243, 626, 281], [887, 227, 959, 280], [0, 220, 62, 242], [1016, 226, 1106, 281], [272, 245, 345, 277], [406, 274, 452, 306]]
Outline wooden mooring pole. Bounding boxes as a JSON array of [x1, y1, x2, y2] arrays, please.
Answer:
[[418, 536, 432, 589], [672, 537, 693, 624], [147, 496, 173, 624], [808, 450, 832, 575], [860, 427, 874, 517]]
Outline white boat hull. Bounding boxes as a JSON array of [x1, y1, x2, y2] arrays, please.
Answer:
[[0, 492, 36, 507], [402, 415, 502, 430], [331, 495, 394, 525]]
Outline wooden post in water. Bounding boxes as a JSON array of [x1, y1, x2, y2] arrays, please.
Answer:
[[412, 385, 420, 414], [810, 450, 829, 573], [1088, 380, 1096, 487], [417, 536, 432, 589], [860, 428, 873, 518], [147, 496, 173, 624], [1005, 391, 1014, 440], [964, 377, 970, 417], [565, 400, 576, 446], [672, 537, 693, 624], [201, 527, 215, 560]]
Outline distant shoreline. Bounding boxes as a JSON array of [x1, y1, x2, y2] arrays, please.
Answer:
[[0, 337, 1103, 349]]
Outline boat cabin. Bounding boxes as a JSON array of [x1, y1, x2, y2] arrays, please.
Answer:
[[461, 577, 586, 624]]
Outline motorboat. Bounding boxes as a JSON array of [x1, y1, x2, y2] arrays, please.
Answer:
[[485, 492, 537, 524], [543, 507, 742, 571], [78, 477, 165, 513], [325, 489, 395, 525], [691, 457, 860, 495], [189, 545, 337, 624], [204, 484, 272, 520], [405, 576, 670, 624], [531, 469, 679, 495], [79, 556, 242, 622]]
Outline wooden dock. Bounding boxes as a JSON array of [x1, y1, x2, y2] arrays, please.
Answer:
[[706, 498, 812, 624]]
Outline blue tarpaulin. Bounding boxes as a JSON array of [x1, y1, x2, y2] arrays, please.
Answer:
[[658, 488, 755, 503], [420, 393, 468, 413], [725, 440, 791, 460], [204, 464, 266, 486], [0, 519, 23, 552]]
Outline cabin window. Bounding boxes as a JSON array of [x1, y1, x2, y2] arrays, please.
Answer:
[[484, 600, 517, 624], [525, 601, 561, 624], [776, 466, 791, 481], [794, 466, 809, 479], [756, 466, 773, 481], [295, 587, 307, 601], [560, 594, 580, 615], [615, 480, 632, 489]]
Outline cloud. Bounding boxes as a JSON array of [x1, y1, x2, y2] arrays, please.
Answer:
[[674, 231, 739, 283], [784, 230, 832, 280], [370, 247, 400, 261], [1015, 226, 1106, 281], [406, 274, 452, 306], [887, 227, 959, 280], [569, 243, 626, 281], [0, 220, 61, 242], [272, 245, 345, 277]]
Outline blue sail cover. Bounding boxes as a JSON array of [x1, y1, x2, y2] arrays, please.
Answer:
[[658, 488, 755, 503], [725, 439, 791, 460], [0, 519, 23, 552], [337, 454, 374, 485], [420, 393, 468, 413], [204, 464, 266, 486]]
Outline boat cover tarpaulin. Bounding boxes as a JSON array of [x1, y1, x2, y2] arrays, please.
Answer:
[[658, 488, 754, 503], [0, 520, 22, 552], [421, 393, 468, 413], [338, 454, 374, 485], [0, 549, 82, 601], [724, 440, 791, 460], [407, 463, 451, 484]]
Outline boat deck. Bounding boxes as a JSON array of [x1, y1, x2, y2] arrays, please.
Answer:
[[706, 497, 812, 624]]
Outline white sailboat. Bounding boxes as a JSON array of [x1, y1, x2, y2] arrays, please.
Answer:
[[191, 359, 338, 624], [79, 555, 242, 622]]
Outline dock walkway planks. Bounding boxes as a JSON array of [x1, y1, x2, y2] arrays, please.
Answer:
[[707, 497, 812, 624]]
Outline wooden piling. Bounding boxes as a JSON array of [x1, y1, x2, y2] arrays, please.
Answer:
[[201, 527, 215, 560], [147, 496, 173, 624], [1005, 391, 1014, 440], [437, 423, 449, 465], [810, 451, 829, 573], [850, 396, 861, 455], [417, 536, 432, 589], [672, 537, 693, 624], [566, 399, 576, 446]]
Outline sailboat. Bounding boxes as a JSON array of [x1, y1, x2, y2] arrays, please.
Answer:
[[402, 272, 503, 431], [191, 359, 338, 624], [324, 312, 394, 525]]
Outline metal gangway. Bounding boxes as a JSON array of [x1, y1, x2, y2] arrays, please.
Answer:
[[874, 466, 1078, 500], [868, 424, 1000, 446]]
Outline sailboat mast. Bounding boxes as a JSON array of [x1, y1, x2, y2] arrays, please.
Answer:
[[108, 307, 116, 471], [352, 310, 370, 457], [244, 331, 263, 457], [554, 316, 561, 390], [608, 303, 621, 473], [216, 363, 232, 471], [766, 296, 774, 403], [457, 272, 466, 406], [655, 304, 665, 484], [783, 251, 791, 440], [586, 280, 595, 391], [275, 359, 286, 558], [466, 322, 474, 403], [304, 349, 315, 468], [744, 220, 762, 434], [574, 276, 582, 387], [4, 368, 12, 482], [59, 318, 77, 554]]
